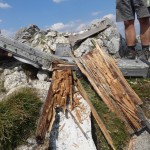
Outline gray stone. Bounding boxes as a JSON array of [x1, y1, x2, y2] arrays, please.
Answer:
[[34, 33, 42, 40], [37, 70, 49, 81], [97, 26, 121, 56], [3, 69, 12, 76], [4, 70, 28, 91], [15, 27, 27, 40], [49, 93, 97, 150], [6, 85, 29, 96], [27, 138, 36, 145], [31, 39, 39, 47], [30, 80, 50, 91], [55, 36, 69, 44], [46, 31, 57, 37], [117, 59, 149, 77], [74, 38, 94, 57], [130, 130, 150, 150]]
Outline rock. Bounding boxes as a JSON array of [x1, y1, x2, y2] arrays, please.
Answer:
[[49, 93, 97, 150], [4, 70, 28, 91], [55, 36, 69, 44], [129, 130, 150, 150], [14, 27, 27, 40], [26, 25, 40, 35], [27, 138, 36, 145], [34, 33, 42, 40], [30, 80, 50, 91], [46, 30, 57, 37], [14, 66, 20, 71], [6, 85, 28, 96], [74, 38, 94, 57], [3, 69, 12, 76], [73, 18, 123, 58], [47, 39, 53, 45], [22, 32, 32, 39], [37, 70, 49, 81], [14, 18, 123, 58], [50, 43, 56, 51], [97, 25, 121, 56], [31, 39, 39, 47], [15, 145, 29, 150]]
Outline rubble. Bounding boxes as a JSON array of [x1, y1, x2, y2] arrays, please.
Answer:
[[15, 25, 70, 53], [14, 18, 123, 58]]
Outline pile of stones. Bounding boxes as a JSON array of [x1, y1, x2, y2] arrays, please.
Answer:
[[15, 18, 126, 58]]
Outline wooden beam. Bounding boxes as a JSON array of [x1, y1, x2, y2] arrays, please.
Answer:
[[73, 73, 116, 150]]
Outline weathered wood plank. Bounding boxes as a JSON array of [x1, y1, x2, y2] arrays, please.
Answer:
[[69, 18, 112, 47], [36, 69, 73, 144], [73, 73, 116, 150], [72, 42, 146, 133], [0, 35, 74, 69]]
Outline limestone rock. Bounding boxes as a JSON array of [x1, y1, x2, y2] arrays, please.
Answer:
[[4, 70, 28, 91], [46, 30, 57, 37], [55, 36, 69, 44], [37, 70, 49, 81], [74, 38, 94, 57], [49, 93, 97, 150], [97, 25, 121, 56], [130, 129, 150, 150], [73, 18, 123, 58], [29, 80, 50, 91]]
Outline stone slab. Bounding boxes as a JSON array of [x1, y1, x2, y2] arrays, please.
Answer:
[[69, 18, 112, 47], [117, 59, 149, 78]]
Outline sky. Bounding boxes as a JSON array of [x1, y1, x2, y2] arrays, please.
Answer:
[[0, 0, 139, 37]]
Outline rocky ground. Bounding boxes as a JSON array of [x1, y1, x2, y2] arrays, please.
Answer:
[[0, 57, 97, 150], [0, 17, 150, 150]]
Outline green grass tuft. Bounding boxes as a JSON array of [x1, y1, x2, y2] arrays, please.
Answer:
[[0, 87, 42, 149], [127, 78, 150, 119]]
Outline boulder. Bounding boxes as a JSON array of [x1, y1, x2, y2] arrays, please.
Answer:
[[74, 18, 123, 58]]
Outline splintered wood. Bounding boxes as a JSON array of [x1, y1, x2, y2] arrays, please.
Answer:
[[36, 42, 148, 150], [36, 69, 73, 144], [36, 68, 115, 149], [73, 43, 144, 134]]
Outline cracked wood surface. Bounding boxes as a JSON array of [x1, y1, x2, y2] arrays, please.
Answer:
[[36, 69, 73, 144], [72, 42, 146, 134]]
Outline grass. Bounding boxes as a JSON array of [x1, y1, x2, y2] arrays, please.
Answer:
[[80, 78, 129, 150], [0, 87, 42, 150], [127, 78, 150, 119], [80, 77, 150, 150]]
